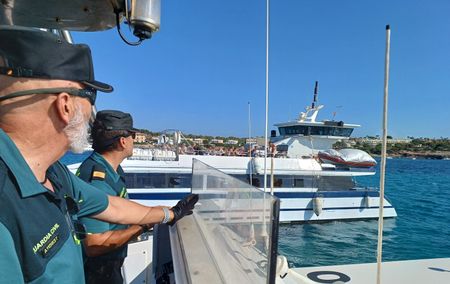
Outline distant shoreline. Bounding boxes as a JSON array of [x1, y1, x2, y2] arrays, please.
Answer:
[[372, 151, 450, 160]]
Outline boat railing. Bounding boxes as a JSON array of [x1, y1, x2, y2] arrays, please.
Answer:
[[129, 146, 290, 161]]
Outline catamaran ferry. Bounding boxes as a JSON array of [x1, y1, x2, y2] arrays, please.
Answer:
[[70, 97, 397, 223]]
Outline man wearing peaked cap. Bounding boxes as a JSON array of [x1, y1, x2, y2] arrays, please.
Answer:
[[0, 26, 198, 283], [76, 110, 143, 284]]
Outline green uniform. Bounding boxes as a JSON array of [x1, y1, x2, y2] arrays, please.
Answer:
[[76, 152, 130, 283], [77, 152, 129, 258], [0, 130, 109, 283]]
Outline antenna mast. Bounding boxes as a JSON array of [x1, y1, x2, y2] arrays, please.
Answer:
[[312, 81, 319, 109]]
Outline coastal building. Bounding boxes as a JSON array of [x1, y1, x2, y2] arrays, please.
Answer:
[[246, 138, 257, 144], [193, 138, 204, 145], [354, 138, 412, 146], [133, 132, 147, 143], [210, 139, 224, 144], [225, 139, 239, 145], [245, 138, 266, 146]]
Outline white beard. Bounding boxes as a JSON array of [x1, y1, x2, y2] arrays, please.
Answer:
[[63, 104, 90, 153]]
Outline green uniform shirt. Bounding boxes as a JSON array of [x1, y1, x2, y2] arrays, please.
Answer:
[[77, 152, 129, 260], [0, 129, 109, 284]]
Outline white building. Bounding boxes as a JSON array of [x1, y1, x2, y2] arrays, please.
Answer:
[[225, 140, 239, 145], [210, 139, 224, 144], [133, 133, 147, 143], [193, 138, 204, 144]]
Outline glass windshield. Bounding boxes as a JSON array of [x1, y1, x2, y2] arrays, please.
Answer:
[[174, 159, 280, 284]]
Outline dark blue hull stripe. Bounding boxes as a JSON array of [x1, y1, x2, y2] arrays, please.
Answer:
[[129, 193, 189, 200], [128, 190, 380, 200], [128, 192, 393, 212], [280, 206, 394, 212], [196, 206, 394, 214]]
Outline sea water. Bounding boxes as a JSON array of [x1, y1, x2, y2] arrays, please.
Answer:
[[62, 153, 450, 268], [278, 158, 450, 267]]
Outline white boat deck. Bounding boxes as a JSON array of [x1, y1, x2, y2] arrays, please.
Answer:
[[289, 258, 450, 284]]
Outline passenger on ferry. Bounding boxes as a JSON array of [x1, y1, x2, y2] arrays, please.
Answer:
[[76, 110, 145, 284], [178, 144, 187, 154], [251, 145, 258, 157], [0, 26, 198, 284]]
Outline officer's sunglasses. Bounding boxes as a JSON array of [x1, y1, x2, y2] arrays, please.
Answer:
[[126, 131, 137, 139], [0, 87, 97, 105], [64, 196, 87, 241]]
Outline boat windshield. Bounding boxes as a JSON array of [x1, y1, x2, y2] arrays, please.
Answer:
[[278, 125, 354, 137], [172, 159, 280, 283]]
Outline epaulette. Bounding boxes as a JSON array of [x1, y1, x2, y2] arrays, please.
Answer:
[[90, 164, 106, 181]]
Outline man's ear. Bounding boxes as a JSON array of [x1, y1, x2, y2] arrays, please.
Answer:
[[118, 136, 127, 149], [54, 93, 72, 125]]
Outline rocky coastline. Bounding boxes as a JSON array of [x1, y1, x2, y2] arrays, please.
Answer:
[[376, 151, 450, 160]]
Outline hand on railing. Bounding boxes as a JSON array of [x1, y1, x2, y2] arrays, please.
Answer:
[[168, 194, 199, 226]]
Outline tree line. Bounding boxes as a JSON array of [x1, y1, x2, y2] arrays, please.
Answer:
[[336, 138, 450, 156]]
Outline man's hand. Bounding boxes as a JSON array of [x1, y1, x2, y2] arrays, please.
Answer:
[[168, 194, 199, 226]]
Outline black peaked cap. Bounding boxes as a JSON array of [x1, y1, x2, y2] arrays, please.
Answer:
[[0, 26, 113, 92], [95, 110, 138, 132]]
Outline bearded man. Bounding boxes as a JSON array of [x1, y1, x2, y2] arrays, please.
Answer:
[[0, 26, 198, 284]]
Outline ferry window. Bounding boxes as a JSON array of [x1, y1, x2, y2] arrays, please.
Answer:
[[251, 177, 261, 187], [294, 178, 304, 187], [309, 126, 320, 135], [271, 175, 311, 188], [273, 178, 283, 187], [232, 175, 267, 187], [280, 126, 353, 137], [233, 175, 249, 183], [276, 144, 289, 152], [279, 126, 309, 136], [335, 128, 353, 137], [309, 126, 333, 136], [329, 127, 354, 137], [317, 176, 355, 191], [298, 126, 309, 135], [124, 173, 192, 188], [219, 174, 316, 188]]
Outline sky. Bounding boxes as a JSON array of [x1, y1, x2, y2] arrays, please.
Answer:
[[73, 0, 450, 138]]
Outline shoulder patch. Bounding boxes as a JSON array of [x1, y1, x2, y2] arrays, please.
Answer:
[[90, 164, 106, 181], [91, 171, 105, 180]]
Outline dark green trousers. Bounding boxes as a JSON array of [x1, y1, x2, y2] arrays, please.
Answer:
[[84, 258, 124, 284]]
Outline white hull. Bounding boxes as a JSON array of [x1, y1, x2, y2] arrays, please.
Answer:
[[127, 187, 397, 223], [69, 154, 397, 222]]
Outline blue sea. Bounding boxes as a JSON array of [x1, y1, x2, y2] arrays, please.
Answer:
[[62, 153, 450, 268]]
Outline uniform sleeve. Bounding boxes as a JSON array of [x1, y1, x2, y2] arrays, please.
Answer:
[[68, 171, 109, 218], [75, 179, 114, 233], [0, 222, 25, 284], [89, 179, 117, 196], [75, 166, 122, 233], [79, 216, 110, 234]]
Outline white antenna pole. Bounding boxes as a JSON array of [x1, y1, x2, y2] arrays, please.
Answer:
[[248, 102, 253, 186], [376, 24, 391, 284], [259, 0, 271, 252], [263, 0, 270, 194], [248, 102, 252, 141]]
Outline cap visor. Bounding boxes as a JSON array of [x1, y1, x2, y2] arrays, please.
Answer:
[[83, 80, 114, 93]]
